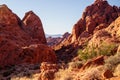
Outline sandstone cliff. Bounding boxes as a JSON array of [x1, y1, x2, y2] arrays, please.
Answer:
[[0, 4, 56, 67], [54, 0, 120, 62], [22, 11, 47, 44], [71, 0, 120, 43]]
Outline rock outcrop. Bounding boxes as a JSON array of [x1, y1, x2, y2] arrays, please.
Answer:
[[20, 44, 57, 64], [39, 62, 58, 80], [71, 0, 120, 43], [54, 0, 120, 62], [0, 4, 56, 67], [22, 11, 46, 44], [88, 16, 120, 52], [0, 4, 21, 26]]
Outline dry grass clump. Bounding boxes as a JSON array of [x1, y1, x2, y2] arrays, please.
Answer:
[[104, 53, 120, 70], [54, 69, 74, 80], [11, 73, 40, 80], [75, 66, 105, 80], [114, 64, 120, 76], [104, 52, 120, 77], [68, 61, 83, 70], [54, 61, 84, 80]]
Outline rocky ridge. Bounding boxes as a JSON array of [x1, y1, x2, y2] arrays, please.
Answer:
[[54, 0, 120, 62], [47, 32, 70, 46], [0, 4, 56, 68]]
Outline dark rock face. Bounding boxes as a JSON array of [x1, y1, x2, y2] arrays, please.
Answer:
[[0, 4, 21, 26], [0, 4, 56, 67]]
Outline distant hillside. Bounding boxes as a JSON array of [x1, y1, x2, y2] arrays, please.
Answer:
[[45, 34, 62, 38]]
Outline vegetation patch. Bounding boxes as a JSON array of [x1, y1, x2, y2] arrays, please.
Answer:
[[78, 42, 117, 61]]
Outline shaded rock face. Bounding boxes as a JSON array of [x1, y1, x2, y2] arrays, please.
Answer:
[[0, 4, 21, 26], [0, 4, 56, 67], [22, 11, 47, 44], [71, 0, 120, 42], [21, 44, 57, 64]]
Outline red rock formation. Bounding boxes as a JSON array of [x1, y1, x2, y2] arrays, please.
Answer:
[[80, 56, 104, 70], [0, 4, 56, 68], [0, 44, 57, 67], [39, 62, 58, 80], [54, 0, 120, 62], [0, 4, 21, 26], [106, 16, 120, 37], [71, 0, 120, 42], [21, 44, 57, 64], [22, 11, 46, 44], [88, 16, 120, 51]]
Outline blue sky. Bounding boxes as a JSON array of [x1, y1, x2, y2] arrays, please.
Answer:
[[0, 0, 120, 34]]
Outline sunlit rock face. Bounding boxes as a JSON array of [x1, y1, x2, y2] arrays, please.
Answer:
[[53, 0, 120, 63], [0, 4, 57, 68], [71, 0, 120, 42]]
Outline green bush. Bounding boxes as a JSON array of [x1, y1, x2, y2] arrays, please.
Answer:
[[78, 42, 116, 61]]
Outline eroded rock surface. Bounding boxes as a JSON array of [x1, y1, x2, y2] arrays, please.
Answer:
[[0, 4, 56, 68]]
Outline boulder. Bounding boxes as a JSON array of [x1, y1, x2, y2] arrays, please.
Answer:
[[39, 62, 58, 80], [80, 56, 104, 70]]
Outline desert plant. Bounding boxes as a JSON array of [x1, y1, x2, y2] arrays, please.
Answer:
[[104, 52, 120, 71], [78, 46, 97, 61], [68, 61, 83, 69], [78, 42, 117, 61]]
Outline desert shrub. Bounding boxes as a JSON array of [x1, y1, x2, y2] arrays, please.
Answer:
[[78, 46, 96, 60], [104, 52, 120, 71], [54, 69, 74, 80], [78, 42, 116, 61], [68, 61, 83, 69]]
